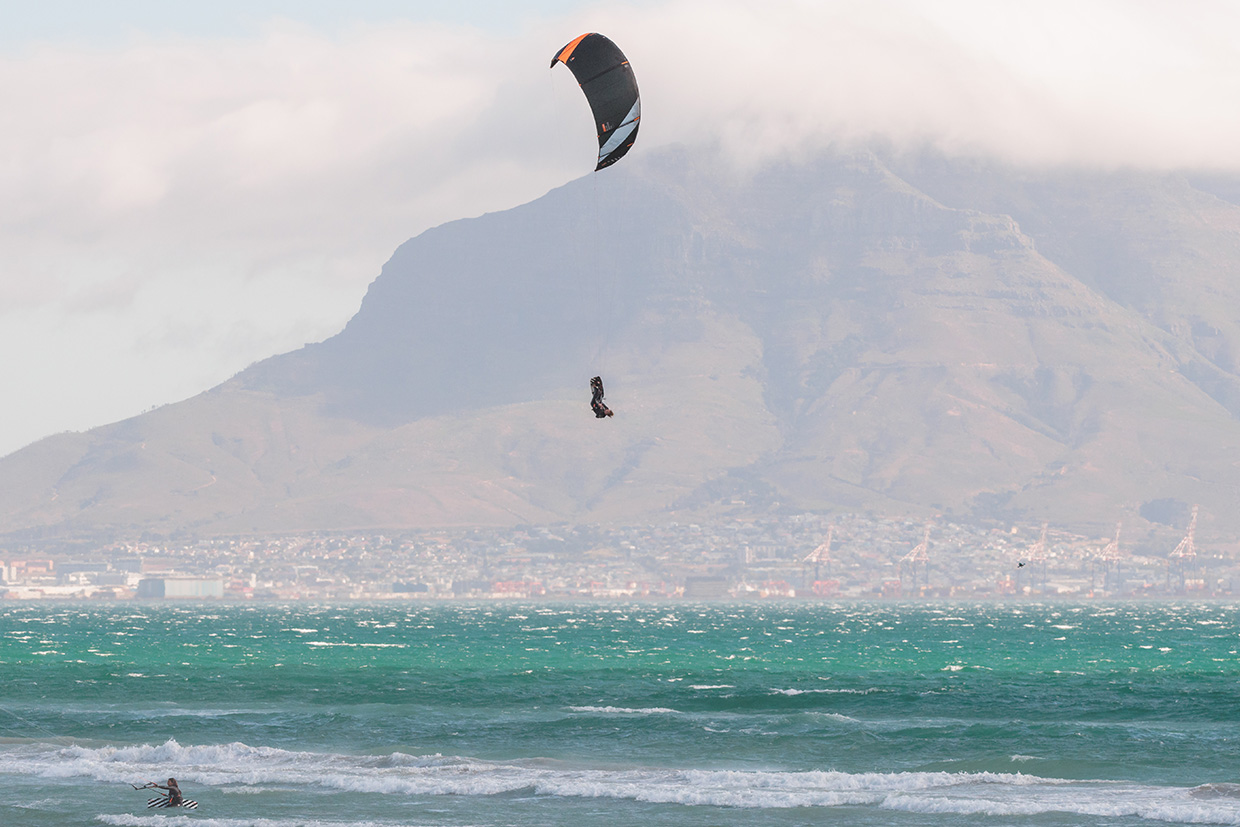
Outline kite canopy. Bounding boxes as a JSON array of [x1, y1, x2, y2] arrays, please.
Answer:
[[550, 33, 640, 171]]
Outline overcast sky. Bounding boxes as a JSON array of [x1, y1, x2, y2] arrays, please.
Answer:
[[3, 0, 1240, 458]]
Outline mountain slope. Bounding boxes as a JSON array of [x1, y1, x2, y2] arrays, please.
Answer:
[[3, 147, 1240, 539]]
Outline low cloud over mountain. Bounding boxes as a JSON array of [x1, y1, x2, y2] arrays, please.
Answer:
[[4, 146, 1240, 540]]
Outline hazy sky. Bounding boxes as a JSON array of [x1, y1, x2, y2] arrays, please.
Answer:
[[3, 0, 1239, 458]]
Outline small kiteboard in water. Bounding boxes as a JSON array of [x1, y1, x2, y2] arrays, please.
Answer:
[[148, 797, 199, 809]]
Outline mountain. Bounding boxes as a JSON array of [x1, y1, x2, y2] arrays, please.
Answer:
[[4, 146, 1240, 542]]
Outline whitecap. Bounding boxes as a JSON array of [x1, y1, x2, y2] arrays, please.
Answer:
[[11, 738, 1236, 822], [302, 642, 406, 648], [771, 687, 880, 696], [96, 817, 390, 827], [568, 706, 679, 715], [881, 783, 1240, 825]]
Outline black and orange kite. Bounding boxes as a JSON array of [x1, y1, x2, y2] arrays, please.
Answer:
[[551, 33, 641, 171]]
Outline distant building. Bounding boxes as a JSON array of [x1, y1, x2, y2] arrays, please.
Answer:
[[56, 560, 109, 575], [492, 580, 545, 598], [683, 575, 729, 599], [136, 578, 224, 599], [811, 579, 841, 597], [760, 579, 795, 598], [5, 560, 55, 583]]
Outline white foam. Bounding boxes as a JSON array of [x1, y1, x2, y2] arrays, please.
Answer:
[[302, 642, 407, 648], [96, 817, 394, 827], [770, 687, 880, 695], [6, 740, 1238, 822], [882, 785, 1240, 824], [568, 706, 679, 715]]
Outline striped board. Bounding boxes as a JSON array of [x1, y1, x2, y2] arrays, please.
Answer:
[[148, 797, 198, 809]]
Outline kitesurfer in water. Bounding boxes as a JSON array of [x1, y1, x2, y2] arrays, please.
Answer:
[[590, 376, 614, 418], [150, 778, 183, 806]]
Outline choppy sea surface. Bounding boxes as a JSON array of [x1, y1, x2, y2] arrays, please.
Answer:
[[2, 602, 1239, 827]]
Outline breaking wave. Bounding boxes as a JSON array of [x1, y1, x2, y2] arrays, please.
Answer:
[[567, 706, 679, 715], [5, 740, 1240, 823], [97, 818, 393, 827]]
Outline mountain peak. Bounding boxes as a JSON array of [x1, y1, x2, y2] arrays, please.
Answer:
[[4, 146, 1240, 541]]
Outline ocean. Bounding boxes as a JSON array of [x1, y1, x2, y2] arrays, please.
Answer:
[[2, 601, 1238, 827]]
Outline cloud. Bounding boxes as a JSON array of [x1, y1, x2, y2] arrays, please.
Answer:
[[2, 0, 1239, 456], [619, 0, 1240, 169], [0, 19, 576, 455]]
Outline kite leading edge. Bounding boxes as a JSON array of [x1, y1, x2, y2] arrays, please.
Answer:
[[551, 33, 641, 171]]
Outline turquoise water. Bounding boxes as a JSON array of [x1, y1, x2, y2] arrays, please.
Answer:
[[2, 602, 1239, 826]]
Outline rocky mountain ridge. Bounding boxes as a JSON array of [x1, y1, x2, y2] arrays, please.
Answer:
[[3, 147, 1239, 542]]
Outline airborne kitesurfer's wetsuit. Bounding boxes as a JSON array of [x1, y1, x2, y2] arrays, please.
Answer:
[[590, 376, 613, 418]]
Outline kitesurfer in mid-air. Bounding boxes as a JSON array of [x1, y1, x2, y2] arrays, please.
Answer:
[[150, 778, 183, 806], [590, 376, 614, 418]]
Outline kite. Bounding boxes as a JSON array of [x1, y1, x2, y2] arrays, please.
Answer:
[[551, 33, 641, 171]]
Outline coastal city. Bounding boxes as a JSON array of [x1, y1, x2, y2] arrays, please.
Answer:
[[1, 511, 1230, 601]]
